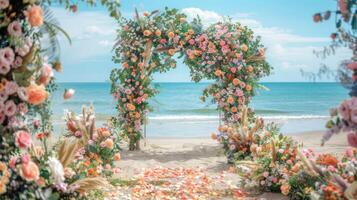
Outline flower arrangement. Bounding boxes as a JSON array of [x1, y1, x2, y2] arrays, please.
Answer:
[[111, 8, 271, 150], [211, 107, 265, 163], [0, 0, 121, 198], [61, 105, 122, 180]]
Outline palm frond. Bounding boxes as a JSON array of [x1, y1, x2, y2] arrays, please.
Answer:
[[39, 6, 72, 62]]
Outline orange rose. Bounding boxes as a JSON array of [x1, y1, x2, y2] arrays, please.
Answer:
[[122, 62, 129, 68], [246, 85, 252, 91], [143, 11, 149, 17], [168, 31, 175, 38], [27, 83, 48, 105], [25, 6, 43, 27], [215, 69, 223, 77], [143, 30, 152, 37], [232, 78, 240, 86], [113, 153, 121, 161], [168, 49, 176, 56], [227, 96, 234, 104], [246, 65, 254, 72], [19, 161, 39, 182], [231, 107, 237, 113], [126, 103, 135, 111], [155, 30, 161, 36], [280, 183, 290, 196], [98, 128, 111, 137], [259, 48, 265, 57], [211, 133, 217, 140]]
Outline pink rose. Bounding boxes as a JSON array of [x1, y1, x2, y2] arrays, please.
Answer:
[[0, 90, 8, 102], [7, 21, 22, 37], [0, 0, 9, 9], [5, 81, 18, 95], [347, 62, 357, 70], [349, 97, 357, 124], [230, 67, 237, 73], [15, 45, 30, 57], [339, 99, 351, 121], [18, 103, 28, 115], [0, 60, 10, 75], [38, 63, 53, 85], [345, 147, 355, 158], [0, 47, 15, 64], [4, 100, 16, 116], [63, 88, 75, 100], [21, 153, 30, 164], [347, 132, 357, 148], [339, 0, 348, 14], [15, 130, 32, 148], [14, 56, 23, 68], [9, 156, 17, 169]]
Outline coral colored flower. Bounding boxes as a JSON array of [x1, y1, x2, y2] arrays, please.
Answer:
[[227, 96, 234, 104], [215, 69, 223, 77], [113, 153, 121, 161], [143, 30, 152, 37], [98, 127, 111, 137], [63, 88, 75, 100], [167, 31, 175, 38], [27, 84, 48, 105], [211, 133, 217, 140], [19, 161, 39, 182], [155, 29, 161, 36], [339, 0, 348, 14], [37, 132, 44, 140], [232, 78, 240, 86], [231, 107, 237, 113], [122, 62, 129, 68], [15, 130, 32, 148], [246, 85, 252, 91], [280, 183, 290, 195], [316, 154, 339, 167], [258, 48, 265, 57], [168, 49, 176, 56], [127, 103, 135, 111], [24, 6, 43, 27], [246, 65, 254, 72], [7, 21, 22, 37]]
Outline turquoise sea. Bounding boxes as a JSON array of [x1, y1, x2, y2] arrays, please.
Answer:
[[51, 82, 348, 137]]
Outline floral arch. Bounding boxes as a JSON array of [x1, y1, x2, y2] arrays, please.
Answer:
[[110, 8, 272, 150]]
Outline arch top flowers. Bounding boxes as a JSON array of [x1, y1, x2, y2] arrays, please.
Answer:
[[111, 8, 272, 150]]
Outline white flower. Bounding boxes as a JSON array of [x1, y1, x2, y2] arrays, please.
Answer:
[[47, 157, 65, 185]]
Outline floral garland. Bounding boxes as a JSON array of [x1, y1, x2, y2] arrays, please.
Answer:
[[111, 8, 271, 150], [0, 0, 121, 198]]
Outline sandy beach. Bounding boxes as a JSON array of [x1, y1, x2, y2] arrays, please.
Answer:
[[110, 130, 348, 199]]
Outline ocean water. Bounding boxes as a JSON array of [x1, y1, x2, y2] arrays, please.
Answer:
[[51, 82, 348, 137]]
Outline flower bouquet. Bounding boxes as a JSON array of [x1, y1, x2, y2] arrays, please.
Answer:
[[211, 107, 265, 163], [236, 127, 300, 195]]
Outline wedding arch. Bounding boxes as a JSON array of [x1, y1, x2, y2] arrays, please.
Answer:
[[110, 8, 272, 150]]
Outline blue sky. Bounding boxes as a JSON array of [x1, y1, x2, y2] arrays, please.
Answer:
[[53, 0, 351, 82]]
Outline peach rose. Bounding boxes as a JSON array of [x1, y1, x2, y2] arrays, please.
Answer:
[[240, 44, 248, 52], [25, 6, 43, 27], [168, 49, 176, 56], [127, 103, 135, 111], [143, 30, 152, 37], [98, 128, 111, 137], [113, 153, 121, 161], [168, 31, 175, 38], [211, 133, 217, 140], [155, 30, 161, 36], [19, 161, 39, 181], [280, 183, 290, 195], [27, 83, 48, 105], [15, 130, 32, 148], [38, 63, 53, 85], [104, 138, 114, 149], [215, 69, 223, 77]]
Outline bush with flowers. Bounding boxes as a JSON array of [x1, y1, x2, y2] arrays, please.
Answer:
[[111, 8, 271, 150]]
